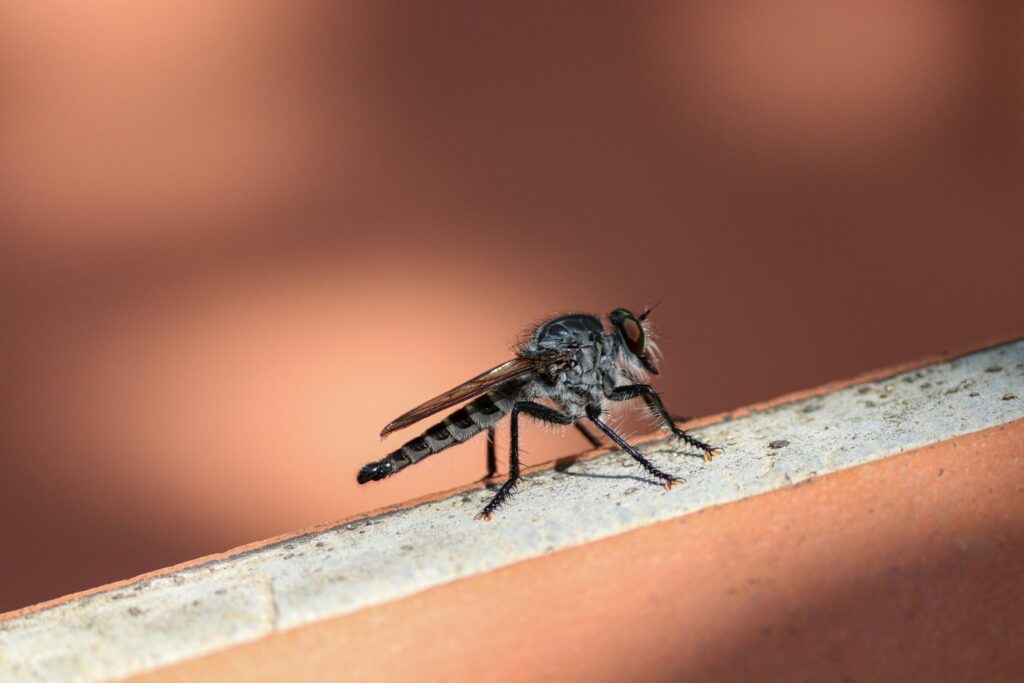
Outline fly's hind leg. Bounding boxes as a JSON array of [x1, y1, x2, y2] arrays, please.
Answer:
[[575, 422, 602, 448], [486, 426, 497, 477], [586, 405, 684, 489], [478, 426, 498, 485], [477, 402, 574, 520]]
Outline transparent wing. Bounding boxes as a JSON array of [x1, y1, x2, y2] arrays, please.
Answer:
[[380, 351, 571, 437]]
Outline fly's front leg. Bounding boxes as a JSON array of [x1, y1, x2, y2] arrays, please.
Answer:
[[476, 402, 574, 521], [607, 384, 723, 462], [643, 396, 692, 425], [585, 405, 684, 489]]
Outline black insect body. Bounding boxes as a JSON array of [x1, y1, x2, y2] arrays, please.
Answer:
[[357, 308, 722, 519]]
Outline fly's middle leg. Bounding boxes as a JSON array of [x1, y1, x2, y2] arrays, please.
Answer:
[[476, 402, 574, 520], [585, 404, 684, 489]]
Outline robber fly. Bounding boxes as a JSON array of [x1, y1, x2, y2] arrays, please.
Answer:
[[357, 307, 722, 519]]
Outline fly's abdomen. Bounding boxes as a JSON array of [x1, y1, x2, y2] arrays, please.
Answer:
[[357, 386, 518, 484]]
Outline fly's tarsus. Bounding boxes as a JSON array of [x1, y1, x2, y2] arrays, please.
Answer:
[[671, 427, 723, 461]]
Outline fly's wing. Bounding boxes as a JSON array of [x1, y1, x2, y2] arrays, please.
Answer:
[[380, 352, 571, 437]]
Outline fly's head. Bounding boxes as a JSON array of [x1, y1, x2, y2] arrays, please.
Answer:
[[609, 306, 660, 377]]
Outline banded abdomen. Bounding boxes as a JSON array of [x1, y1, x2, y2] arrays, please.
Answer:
[[357, 381, 524, 484]]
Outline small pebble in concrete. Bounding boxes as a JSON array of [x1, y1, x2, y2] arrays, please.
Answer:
[[768, 440, 790, 449]]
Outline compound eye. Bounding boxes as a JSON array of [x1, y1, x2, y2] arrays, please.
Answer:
[[619, 315, 646, 355]]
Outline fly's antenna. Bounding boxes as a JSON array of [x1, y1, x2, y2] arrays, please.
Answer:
[[640, 301, 661, 320]]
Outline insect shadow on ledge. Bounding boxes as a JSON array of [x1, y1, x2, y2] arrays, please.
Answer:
[[552, 457, 666, 487], [549, 437, 705, 487]]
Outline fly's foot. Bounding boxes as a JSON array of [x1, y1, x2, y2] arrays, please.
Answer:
[[476, 479, 519, 520], [703, 447, 725, 463], [663, 477, 686, 490], [672, 428, 721, 462]]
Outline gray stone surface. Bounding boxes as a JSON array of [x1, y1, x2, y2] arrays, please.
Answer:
[[1, 340, 1022, 682]]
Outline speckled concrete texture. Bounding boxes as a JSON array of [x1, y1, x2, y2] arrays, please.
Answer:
[[1, 340, 1022, 682], [133, 422, 1024, 683]]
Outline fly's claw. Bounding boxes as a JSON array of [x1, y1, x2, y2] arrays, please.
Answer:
[[703, 447, 725, 463], [671, 428, 722, 463], [663, 477, 686, 490], [475, 511, 494, 522]]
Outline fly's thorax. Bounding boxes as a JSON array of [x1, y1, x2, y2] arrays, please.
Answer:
[[608, 331, 655, 384], [525, 338, 613, 414], [521, 313, 604, 356]]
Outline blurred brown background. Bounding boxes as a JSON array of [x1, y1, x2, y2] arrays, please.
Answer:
[[1, 1, 1022, 613]]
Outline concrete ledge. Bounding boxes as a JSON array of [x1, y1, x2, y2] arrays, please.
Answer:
[[1, 339, 1022, 682], [133, 421, 1024, 683]]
